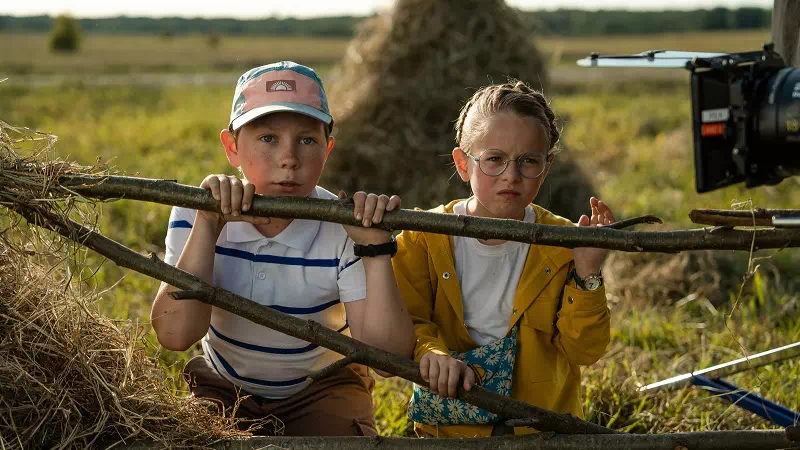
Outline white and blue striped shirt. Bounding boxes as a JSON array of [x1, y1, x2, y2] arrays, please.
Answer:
[[164, 186, 366, 398]]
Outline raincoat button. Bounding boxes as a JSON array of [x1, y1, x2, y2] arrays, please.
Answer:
[[545, 267, 552, 275], [567, 296, 574, 304], [443, 272, 451, 280], [512, 308, 518, 314]]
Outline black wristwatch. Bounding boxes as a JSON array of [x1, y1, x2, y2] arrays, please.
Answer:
[[353, 237, 398, 258]]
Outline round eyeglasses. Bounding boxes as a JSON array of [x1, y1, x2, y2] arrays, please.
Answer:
[[466, 149, 550, 179]]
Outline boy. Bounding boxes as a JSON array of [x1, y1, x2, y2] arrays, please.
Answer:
[[151, 61, 416, 436]]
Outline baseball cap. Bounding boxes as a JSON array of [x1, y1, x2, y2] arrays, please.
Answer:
[[229, 61, 333, 132]]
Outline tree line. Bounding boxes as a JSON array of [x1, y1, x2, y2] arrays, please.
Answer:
[[0, 8, 771, 38]]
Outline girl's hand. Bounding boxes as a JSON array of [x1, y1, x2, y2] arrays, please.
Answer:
[[197, 174, 271, 229], [572, 197, 616, 278], [339, 191, 401, 245], [419, 352, 475, 398]]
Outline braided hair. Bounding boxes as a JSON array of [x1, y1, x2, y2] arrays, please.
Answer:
[[454, 79, 560, 154]]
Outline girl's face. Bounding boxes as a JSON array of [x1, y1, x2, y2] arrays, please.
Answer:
[[453, 112, 552, 220]]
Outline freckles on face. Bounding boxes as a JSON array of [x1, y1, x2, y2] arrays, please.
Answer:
[[466, 113, 551, 219], [234, 113, 329, 196]]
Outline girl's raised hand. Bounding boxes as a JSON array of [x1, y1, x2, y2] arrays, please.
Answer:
[[571, 197, 616, 278]]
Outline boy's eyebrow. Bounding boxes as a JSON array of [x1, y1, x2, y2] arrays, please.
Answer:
[[250, 122, 324, 135]]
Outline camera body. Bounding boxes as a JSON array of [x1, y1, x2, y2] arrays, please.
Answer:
[[688, 45, 800, 193]]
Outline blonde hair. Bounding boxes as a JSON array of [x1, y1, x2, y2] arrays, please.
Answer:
[[455, 79, 560, 154]]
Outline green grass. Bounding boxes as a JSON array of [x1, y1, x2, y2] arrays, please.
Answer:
[[2, 59, 798, 437], [1, 33, 348, 75], [1, 30, 771, 77]]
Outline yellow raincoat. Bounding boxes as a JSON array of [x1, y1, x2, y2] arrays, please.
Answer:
[[392, 200, 611, 437]]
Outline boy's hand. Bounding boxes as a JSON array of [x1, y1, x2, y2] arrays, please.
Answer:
[[198, 174, 271, 229], [572, 197, 616, 278], [339, 191, 400, 245], [420, 352, 475, 398]]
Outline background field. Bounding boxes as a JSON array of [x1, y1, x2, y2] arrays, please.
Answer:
[[0, 29, 771, 76], [2, 28, 798, 437]]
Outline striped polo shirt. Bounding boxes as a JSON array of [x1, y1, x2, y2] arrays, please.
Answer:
[[164, 186, 366, 399]]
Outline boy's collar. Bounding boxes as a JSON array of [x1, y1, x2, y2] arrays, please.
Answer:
[[224, 187, 323, 252]]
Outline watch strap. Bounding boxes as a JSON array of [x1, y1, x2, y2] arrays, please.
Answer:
[[569, 267, 586, 289], [353, 238, 398, 257]]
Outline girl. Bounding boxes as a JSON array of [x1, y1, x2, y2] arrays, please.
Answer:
[[392, 80, 615, 438]]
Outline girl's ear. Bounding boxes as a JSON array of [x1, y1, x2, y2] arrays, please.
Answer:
[[540, 153, 554, 182], [220, 129, 240, 168], [452, 147, 470, 182]]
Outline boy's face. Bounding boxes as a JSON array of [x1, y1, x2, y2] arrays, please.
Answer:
[[221, 112, 333, 197], [453, 112, 551, 220]]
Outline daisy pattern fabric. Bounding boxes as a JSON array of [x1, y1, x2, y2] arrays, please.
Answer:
[[407, 326, 518, 425]]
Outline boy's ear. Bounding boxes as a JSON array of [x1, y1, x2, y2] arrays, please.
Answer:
[[452, 147, 470, 182], [325, 136, 335, 158], [220, 129, 240, 168]]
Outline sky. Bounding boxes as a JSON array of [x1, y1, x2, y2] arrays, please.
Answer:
[[0, 0, 775, 19]]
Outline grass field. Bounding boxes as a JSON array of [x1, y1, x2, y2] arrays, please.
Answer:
[[1, 29, 772, 76], [2, 29, 799, 437]]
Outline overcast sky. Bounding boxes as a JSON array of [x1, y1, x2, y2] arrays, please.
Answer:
[[1, 0, 774, 19]]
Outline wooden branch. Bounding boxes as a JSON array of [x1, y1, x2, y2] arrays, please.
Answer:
[[505, 417, 542, 428], [6, 203, 615, 436], [689, 209, 800, 227], [116, 430, 800, 450], [308, 352, 363, 381], [607, 215, 662, 229], [58, 174, 800, 252], [169, 290, 208, 301]]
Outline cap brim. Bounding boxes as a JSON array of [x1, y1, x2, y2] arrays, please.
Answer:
[[230, 103, 332, 131]]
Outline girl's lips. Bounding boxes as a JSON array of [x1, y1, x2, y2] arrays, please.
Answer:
[[497, 190, 520, 196]]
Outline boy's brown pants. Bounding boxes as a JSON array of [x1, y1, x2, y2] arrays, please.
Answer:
[[183, 355, 378, 436]]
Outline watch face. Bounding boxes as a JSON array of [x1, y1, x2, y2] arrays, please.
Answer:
[[585, 276, 602, 291]]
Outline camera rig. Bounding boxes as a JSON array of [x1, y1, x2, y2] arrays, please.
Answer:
[[578, 44, 800, 194]]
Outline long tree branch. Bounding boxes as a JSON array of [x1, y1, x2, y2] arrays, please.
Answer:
[[6, 202, 616, 436], [51, 174, 800, 252], [690, 209, 800, 227], [118, 429, 800, 450]]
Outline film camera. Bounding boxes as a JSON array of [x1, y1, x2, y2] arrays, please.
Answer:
[[579, 44, 800, 194]]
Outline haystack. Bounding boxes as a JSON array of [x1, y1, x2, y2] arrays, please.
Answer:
[[0, 123, 270, 449], [603, 247, 741, 307], [323, 0, 595, 219]]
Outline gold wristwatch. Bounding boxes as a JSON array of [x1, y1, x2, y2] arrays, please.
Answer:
[[570, 268, 603, 291]]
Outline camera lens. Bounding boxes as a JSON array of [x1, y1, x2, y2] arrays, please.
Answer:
[[757, 67, 800, 145]]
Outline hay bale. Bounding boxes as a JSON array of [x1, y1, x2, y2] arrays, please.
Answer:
[[603, 247, 741, 307], [0, 122, 272, 449], [323, 0, 595, 217], [0, 240, 266, 448]]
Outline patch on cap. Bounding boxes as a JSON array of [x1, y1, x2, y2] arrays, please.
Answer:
[[266, 80, 296, 92]]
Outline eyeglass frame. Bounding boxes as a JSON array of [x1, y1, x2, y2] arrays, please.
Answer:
[[463, 148, 552, 179]]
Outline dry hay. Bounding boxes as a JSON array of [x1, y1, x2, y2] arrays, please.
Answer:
[[322, 0, 595, 219], [603, 249, 739, 308], [0, 123, 275, 449]]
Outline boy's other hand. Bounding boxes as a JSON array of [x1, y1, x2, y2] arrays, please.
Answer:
[[198, 174, 271, 228], [572, 197, 616, 277], [339, 191, 400, 245], [419, 352, 475, 398]]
